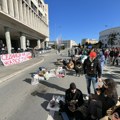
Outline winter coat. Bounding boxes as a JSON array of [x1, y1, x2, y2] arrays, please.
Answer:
[[83, 57, 101, 78]]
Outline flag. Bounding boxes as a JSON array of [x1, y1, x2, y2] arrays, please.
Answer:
[[58, 36, 62, 45], [56, 37, 58, 44]]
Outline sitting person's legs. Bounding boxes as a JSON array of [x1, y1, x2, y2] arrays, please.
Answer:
[[74, 111, 84, 120]]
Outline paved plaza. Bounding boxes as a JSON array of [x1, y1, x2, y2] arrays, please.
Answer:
[[0, 49, 119, 120]]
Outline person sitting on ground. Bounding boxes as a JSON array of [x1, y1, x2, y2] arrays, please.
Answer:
[[63, 59, 69, 66], [88, 78, 118, 120], [65, 82, 84, 120], [74, 60, 83, 76], [66, 59, 74, 70]]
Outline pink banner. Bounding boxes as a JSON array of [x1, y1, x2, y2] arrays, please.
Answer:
[[0, 52, 32, 66]]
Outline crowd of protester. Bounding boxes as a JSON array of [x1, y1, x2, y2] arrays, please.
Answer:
[[0, 44, 120, 119], [68, 47, 120, 66], [60, 47, 120, 120]]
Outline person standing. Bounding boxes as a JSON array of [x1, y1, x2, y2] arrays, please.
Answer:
[[109, 48, 115, 65], [99, 51, 105, 75], [75, 48, 77, 55], [113, 48, 119, 66], [104, 49, 109, 64], [32, 47, 36, 58], [83, 51, 102, 95], [68, 49, 70, 57]]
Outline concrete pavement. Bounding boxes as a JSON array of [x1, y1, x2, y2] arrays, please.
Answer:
[[0, 49, 65, 85], [0, 49, 119, 120], [0, 50, 120, 85], [103, 64, 120, 83]]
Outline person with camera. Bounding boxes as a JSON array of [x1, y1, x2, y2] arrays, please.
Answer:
[[64, 82, 84, 120]]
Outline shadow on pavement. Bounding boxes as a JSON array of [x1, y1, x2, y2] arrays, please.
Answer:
[[102, 73, 119, 79], [41, 101, 49, 111], [23, 78, 32, 84], [112, 71, 120, 74], [114, 65, 120, 67], [66, 70, 75, 76], [39, 81, 66, 92], [104, 69, 109, 72], [31, 91, 63, 111], [116, 81, 120, 85]]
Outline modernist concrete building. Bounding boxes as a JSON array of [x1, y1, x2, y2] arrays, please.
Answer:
[[49, 40, 78, 49], [99, 27, 120, 48], [81, 38, 98, 45], [61, 40, 78, 48], [0, 0, 49, 53]]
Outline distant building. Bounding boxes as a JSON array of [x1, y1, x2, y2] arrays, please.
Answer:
[[81, 38, 98, 45], [99, 27, 120, 48], [49, 40, 77, 48], [48, 41, 55, 47], [62, 40, 77, 48], [0, 0, 49, 53]]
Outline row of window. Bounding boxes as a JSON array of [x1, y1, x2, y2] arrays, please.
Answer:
[[30, 1, 47, 23], [100, 32, 120, 39], [24, 0, 47, 22], [38, 0, 45, 10]]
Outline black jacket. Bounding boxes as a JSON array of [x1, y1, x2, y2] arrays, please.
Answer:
[[83, 57, 101, 78], [89, 86, 118, 116], [65, 88, 84, 108], [109, 51, 114, 57]]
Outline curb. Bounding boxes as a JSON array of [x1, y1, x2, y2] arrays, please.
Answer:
[[0, 58, 44, 84]]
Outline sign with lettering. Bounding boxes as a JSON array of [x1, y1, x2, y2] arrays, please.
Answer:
[[0, 52, 32, 66]]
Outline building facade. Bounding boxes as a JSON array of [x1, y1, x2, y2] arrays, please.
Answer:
[[62, 40, 77, 48], [49, 40, 78, 49], [0, 0, 49, 53], [81, 38, 98, 45], [99, 27, 120, 48]]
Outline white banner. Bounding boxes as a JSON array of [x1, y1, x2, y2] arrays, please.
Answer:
[[0, 52, 32, 66]]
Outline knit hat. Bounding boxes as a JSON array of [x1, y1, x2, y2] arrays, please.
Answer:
[[89, 52, 97, 58], [70, 82, 76, 90]]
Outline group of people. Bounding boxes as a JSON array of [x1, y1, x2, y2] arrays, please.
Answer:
[[59, 48, 119, 120], [108, 48, 120, 66], [60, 79, 119, 120]]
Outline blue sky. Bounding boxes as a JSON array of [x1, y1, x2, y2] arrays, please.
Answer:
[[45, 0, 120, 44]]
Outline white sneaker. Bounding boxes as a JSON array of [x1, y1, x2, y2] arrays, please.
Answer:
[[84, 94, 89, 100], [85, 96, 89, 100]]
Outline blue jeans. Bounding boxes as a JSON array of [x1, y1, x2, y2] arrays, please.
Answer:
[[85, 75, 97, 94]]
